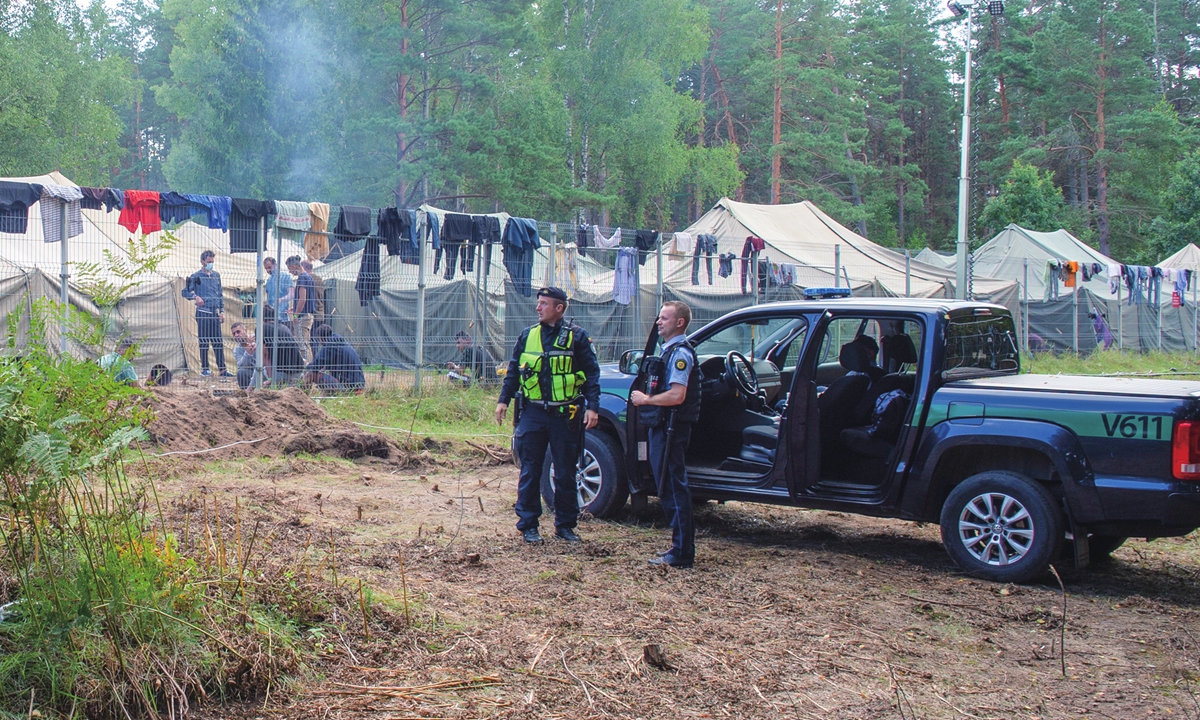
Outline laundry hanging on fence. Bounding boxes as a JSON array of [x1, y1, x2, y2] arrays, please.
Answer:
[[80, 187, 123, 213], [183, 194, 231, 232], [1108, 263, 1122, 294], [613, 247, 637, 305], [502, 217, 539, 297], [593, 226, 621, 249], [118, 190, 161, 235], [39, 184, 84, 242], [354, 236, 382, 305], [718, 252, 735, 278], [159, 191, 193, 225], [552, 246, 579, 297], [229, 199, 275, 253], [577, 223, 591, 257], [673, 231, 692, 254], [740, 235, 765, 294], [634, 229, 659, 266], [378, 207, 418, 265], [273, 200, 312, 244], [0, 182, 43, 234], [305, 202, 330, 260], [691, 233, 718, 285]]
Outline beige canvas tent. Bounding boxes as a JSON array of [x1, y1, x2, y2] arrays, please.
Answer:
[[0, 172, 307, 374], [971, 224, 1117, 301], [914, 247, 956, 269], [1159, 244, 1200, 273], [674, 198, 1019, 307]]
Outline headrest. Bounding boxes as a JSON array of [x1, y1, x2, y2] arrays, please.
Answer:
[[883, 334, 918, 364], [839, 339, 869, 373]]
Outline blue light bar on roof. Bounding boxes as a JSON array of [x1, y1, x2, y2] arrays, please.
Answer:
[[804, 287, 853, 300]]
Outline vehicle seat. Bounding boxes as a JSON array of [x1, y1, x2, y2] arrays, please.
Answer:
[[740, 424, 778, 465], [842, 334, 919, 458], [818, 338, 877, 440]]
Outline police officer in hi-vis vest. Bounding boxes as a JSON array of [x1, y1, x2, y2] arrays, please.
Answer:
[[631, 301, 701, 568], [496, 287, 600, 544]]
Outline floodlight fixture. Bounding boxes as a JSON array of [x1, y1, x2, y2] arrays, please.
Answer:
[[947, 1, 967, 16], [987, 0, 1005, 15]]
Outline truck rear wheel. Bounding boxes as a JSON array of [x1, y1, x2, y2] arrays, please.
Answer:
[[940, 471, 1063, 583], [541, 431, 628, 519]]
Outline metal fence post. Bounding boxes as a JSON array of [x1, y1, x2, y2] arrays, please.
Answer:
[[905, 249, 911, 298], [1073, 286, 1079, 354], [1193, 276, 1197, 354], [834, 245, 841, 288], [1117, 283, 1123, 351], [254, 217, 265, 389], [549, 223, 557, 288], [1022, 258, 1029, 351], [59, 201, 68, 355], [752, 250, 760, 305], [414, 222, 427, 394], [656, 237, 663, 311]]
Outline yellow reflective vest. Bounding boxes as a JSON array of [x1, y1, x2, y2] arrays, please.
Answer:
[[518, 323, 587, 406]]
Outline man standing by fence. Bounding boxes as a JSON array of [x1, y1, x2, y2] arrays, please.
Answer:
[[495, 287, 600, 545], [287, 255, 316, 363], [182, 250, 231, 377]]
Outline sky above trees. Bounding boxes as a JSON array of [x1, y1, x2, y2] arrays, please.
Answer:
[[1, 0, 1197, 260]]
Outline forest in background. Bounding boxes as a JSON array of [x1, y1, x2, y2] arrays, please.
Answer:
[[0, 0, 1197, 261]]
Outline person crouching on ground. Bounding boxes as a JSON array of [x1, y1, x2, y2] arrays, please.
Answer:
[[630, 301, 700, 568], [259, 307, 307, 385], [447, 330, 492, 386], [99, 338, 138, 385], [304, 324, 365, 392], [231, 322, 270, 390]]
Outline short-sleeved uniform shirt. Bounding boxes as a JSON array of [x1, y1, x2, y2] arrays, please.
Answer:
[[661, 334, 693, 390]]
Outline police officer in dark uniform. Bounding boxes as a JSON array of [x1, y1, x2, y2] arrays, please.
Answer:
[[496, 287, 601, 544], [631, 301, 700, 568]]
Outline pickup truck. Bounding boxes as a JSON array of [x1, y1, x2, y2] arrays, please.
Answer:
[[541, 297, 1200, 583]]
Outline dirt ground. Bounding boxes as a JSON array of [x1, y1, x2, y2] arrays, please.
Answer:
[[140, 388, 1200, 719]]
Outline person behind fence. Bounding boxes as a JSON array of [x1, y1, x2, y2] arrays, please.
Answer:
[[264, 256, 293, 320], [495, 286, 600, 545], [231, 322, 268, 390], [259, 307, 307, 384], [447, 331, 492, 386], [302, 259, 326, 328], [304, 324, 365, 392], [182, 249, 232, 378], [630, 301, 700, 569], [287, 255, 317, 363], [99, 338, 138, 385]]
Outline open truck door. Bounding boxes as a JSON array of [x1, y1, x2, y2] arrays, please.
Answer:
[[620, 324, 661, 512]]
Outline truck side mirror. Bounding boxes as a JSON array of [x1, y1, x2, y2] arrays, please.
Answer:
[[619, 350, 644, 375]]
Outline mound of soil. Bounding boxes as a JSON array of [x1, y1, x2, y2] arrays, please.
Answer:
[[146, 387, 406, 462]]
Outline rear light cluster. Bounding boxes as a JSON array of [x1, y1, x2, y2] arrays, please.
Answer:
[[1173, 421, 1200, 480]]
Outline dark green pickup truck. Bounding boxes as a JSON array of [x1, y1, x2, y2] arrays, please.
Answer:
[[544, 298, 1200, 583]]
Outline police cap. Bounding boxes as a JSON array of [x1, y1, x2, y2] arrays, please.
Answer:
[[537, 286, 568, 302]]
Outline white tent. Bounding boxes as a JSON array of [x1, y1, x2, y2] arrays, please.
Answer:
[[674, 198, 1019, 306], [1159, 243, 1200, 272], [0, 172, 307, 373], [971, 224, 1116, 301], [914, 247, 956, 269]]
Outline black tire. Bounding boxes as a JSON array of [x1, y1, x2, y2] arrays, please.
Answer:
[[939, 470, 1063, 583], [541, 431, 629, 519]]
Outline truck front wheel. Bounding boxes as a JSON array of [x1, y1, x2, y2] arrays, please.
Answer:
[[939, 471, 1063, 583]]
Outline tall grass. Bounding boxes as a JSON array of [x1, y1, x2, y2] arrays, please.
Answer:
[[0, 305, 306, 717], [1024, 349, 1200, 376]]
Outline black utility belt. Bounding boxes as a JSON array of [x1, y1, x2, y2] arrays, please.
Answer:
[[523, 400, 583, 416]]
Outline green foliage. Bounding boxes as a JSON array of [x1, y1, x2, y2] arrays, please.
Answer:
[[979, 160, 1065, 234], [1143, 149, 1200, 263]]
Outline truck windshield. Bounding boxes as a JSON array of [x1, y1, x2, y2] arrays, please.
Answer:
[[943, 313, 1020, 378]]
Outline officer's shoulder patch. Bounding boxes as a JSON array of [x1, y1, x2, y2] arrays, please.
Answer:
[[675, 358, 688, 371]]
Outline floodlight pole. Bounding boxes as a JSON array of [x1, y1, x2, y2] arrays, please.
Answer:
[[954, 11, 974, 300]]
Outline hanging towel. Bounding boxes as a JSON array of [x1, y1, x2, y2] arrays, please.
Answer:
[[183, 194, 231, 232], [305, 202, 330, 260], [159, 191, 193, 225], [274, 200, 312, 244], [230, 199, 275, 253], [613, 247, 637, 305], [0, 182, 43, 234], [553, 246, 579, 297], [40, 184, 84, 242], [673, 231, 693, 254], [118, 190, 161, 235], [1063, 261, 1079, 288]]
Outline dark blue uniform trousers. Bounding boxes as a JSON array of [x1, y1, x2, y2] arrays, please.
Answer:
[[515, 404, 580, 532], [648, 423, 695, 563]]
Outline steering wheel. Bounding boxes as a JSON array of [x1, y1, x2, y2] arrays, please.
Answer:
[[724, 351, 759, 396]]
